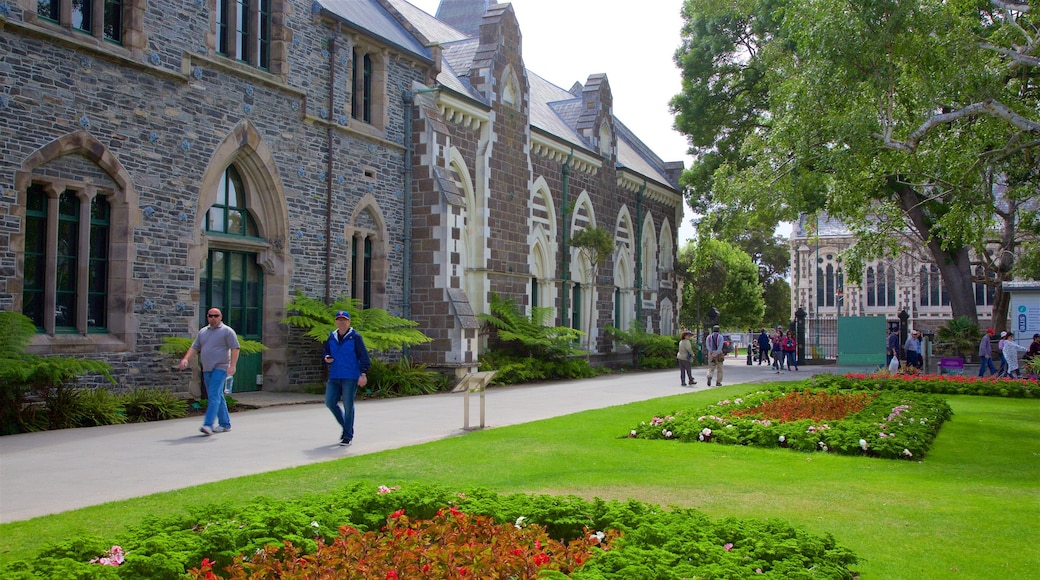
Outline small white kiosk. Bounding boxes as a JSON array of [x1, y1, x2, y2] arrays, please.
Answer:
[[1003, 281, 1040, 348]]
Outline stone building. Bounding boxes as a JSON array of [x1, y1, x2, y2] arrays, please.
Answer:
[[789, 214, 999, 356], [0, 0, 683, 392]]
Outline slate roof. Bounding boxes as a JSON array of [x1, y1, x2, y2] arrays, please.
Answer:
[[317, 0, 432, 60], [384, 0, 680, 189]]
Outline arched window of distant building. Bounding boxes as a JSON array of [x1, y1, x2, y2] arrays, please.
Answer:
[[920, 264, 950, 307], [974, 266, 996, 306]]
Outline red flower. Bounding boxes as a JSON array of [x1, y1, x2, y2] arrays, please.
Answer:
[[386, 571, 399, 579]]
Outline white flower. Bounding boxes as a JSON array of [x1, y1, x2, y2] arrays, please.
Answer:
[[630, 429, 637, 437], [311, 521, 320, 528], [701, 427, 712, 437], [778, 435, 786, 443], [902, 449, 913, 458], [859, 439, 869, 450], [515, 516, 526, 529]]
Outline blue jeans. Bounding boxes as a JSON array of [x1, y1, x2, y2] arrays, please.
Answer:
[[202, 369, 231, 429], [978, 356, 997, 377], [325, 378, 359, 442]]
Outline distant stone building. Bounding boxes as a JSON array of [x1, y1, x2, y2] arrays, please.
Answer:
[[0, 0, 683, 392], [788, 214, 999, 356]]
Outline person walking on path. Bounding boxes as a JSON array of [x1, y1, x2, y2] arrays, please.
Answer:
[[756, 329, 770, 365], [978, 328, 997, 377], [1001, 332, 1029, 379], [705, 325, 725, 387], [997, 331, 1009, 377], [323, 310, 371, 446], [180, 308, 240, 436], [771, 327, 784, 372], [782, 330, 799, 371], [904, 330, 922, 371], [676, 331, 697, 386], [886, 327, 901, 369]]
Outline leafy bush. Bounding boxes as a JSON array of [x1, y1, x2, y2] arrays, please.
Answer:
[[604, 323, 679, 369], [363, 358, 451, 398], [0, 312, 114, 435], [479, 293, 585, 362], [630, 385, 952, 460], [77, 388, 127, 427], [479, 351, 595, 385], [934, 316, 980, 360], [826, 372, 1038, 397], [2, 482, 858, 579], [121, 388, 188, 423]]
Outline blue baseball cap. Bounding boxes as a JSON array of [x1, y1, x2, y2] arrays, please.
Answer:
[[335, 310, 350, 319]]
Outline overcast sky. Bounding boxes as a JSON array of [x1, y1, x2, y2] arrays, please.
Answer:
[[403, 0, 699, 244]]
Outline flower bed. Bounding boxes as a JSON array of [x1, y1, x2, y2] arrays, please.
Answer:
[[821, 372, 1037, 397], [630, 388, 952, 460], [1, 483, 859, 579]]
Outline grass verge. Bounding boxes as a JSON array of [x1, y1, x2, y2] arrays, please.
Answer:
[[1, 383, 1037, 578]]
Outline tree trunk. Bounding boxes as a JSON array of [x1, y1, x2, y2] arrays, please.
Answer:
[[891, 179, 979, 324]]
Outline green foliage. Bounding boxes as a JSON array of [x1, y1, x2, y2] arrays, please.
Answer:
[[362, 358, 451, 398], [679, 238, 765, 329], [819, 372, 1039, 398], [3, 482, 858, 579], [160, 336, 267, 358], [76, 388, 127, 427], [121, 388, 188, 423], [0, 312, 115, 435], [673, 0, 1040, 323], [934, 316, 981, 360], [604, 323, 679, 369], [478, 293, 585, 361], [282, 292, 431, 352], [631, 385, 952, 460], [478, 351, 595, 385]]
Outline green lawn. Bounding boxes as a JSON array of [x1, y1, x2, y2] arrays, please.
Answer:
[[2, 382, 1038, 578]]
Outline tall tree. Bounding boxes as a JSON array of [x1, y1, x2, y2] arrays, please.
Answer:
[[673, 0, 1040, 326], [679, 237, 765, 331]]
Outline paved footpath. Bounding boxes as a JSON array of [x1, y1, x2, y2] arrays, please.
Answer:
[[0, 362, 842, 523]]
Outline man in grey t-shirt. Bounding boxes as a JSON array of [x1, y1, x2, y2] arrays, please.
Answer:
[[180, 308, 240, 435]]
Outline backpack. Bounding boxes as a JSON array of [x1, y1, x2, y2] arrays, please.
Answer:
[[722, 340, 733, 354]]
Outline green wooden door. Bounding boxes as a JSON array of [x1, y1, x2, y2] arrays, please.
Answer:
[[201, 249, 263, 392]]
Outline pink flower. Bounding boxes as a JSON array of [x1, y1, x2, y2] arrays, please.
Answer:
[[724, 543, 734, 551]]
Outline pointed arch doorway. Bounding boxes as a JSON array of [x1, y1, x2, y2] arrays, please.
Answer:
[[199, 165, 264, 392]]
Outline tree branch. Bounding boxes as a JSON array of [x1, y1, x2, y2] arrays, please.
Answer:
[[875, 100, 1040, 153]]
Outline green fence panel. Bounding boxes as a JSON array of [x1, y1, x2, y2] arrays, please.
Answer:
[[837, 316, 887, 368]]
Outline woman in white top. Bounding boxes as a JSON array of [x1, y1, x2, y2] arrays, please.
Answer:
[[1001, 332, 1029, 378]]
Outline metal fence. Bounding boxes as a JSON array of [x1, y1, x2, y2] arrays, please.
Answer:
[[801, 317, 839, 361]]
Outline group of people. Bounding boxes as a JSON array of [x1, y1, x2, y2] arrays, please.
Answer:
[[751, 327, 799, 373], [978, 328, 1040, 379], [676, 325, 799, 387], [886, 327, 924, 372], [180, 307, 370, 446]]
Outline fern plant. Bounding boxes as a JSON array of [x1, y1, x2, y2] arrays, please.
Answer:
[[282, 292, 432, 352], [0, 312, 115, 435], [478, 292, 585, 361], [605, 321, 680, 369]]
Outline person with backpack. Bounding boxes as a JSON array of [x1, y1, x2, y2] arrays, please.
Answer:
[[323, 310, 371, 446], [705, 325, 725, 387]]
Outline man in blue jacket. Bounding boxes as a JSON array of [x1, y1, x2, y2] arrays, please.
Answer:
[[322, 311, 371, 446]]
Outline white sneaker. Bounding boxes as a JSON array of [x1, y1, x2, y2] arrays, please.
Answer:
[[199, 425, 214, 436], [213, 426, 231, 433]]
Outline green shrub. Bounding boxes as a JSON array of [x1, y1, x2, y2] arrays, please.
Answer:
[[823, 372, 1038, 397], [77, 388, 127, 427], [121, 388, 188, 422], [363, 358, 450, 398], [2, 482, 858, 579]]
